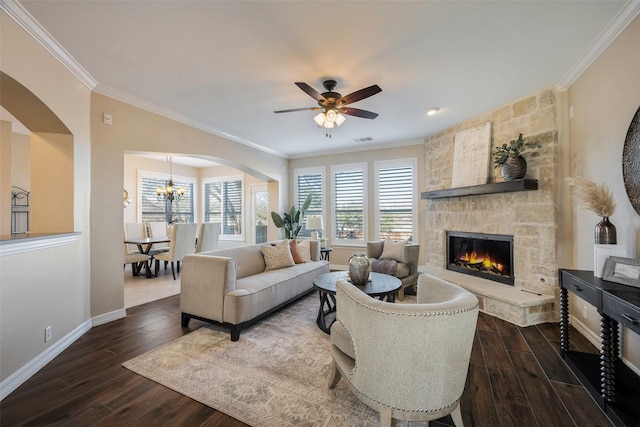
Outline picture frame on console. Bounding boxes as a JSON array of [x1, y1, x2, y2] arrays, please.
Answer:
[[603, 256, 640, 288]]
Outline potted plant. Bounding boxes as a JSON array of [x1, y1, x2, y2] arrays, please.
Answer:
[[270, 193, 312, 239], [492, 133, 541, 181]]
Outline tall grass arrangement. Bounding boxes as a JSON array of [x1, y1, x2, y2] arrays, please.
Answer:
[[566, 176, 616, 217]]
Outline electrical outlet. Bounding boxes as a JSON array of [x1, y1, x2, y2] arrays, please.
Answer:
[[45, 326, 52, 342], [582, 305, 588, 320]]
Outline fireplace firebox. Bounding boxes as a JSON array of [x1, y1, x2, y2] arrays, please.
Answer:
[[446, 231, 514, 285]]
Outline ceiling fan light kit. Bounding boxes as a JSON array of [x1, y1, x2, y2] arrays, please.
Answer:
[[275, 79, 381, 137]]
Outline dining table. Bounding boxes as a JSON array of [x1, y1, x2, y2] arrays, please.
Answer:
[[123, 236, 171, 278]]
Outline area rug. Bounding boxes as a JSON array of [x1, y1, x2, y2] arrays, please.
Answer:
[[123, 293, 421, 427]]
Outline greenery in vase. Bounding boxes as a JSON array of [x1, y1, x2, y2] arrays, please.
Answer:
[[492, 133, 541, 167], [270, 193, 312, 239]]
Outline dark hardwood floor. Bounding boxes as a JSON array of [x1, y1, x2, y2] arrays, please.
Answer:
[[1, 294, 613, 426]]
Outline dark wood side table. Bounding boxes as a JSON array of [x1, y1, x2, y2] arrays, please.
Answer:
[[320, 247, 332, 261], [559, 269, 640, 427], [313, 271, 401, 334]]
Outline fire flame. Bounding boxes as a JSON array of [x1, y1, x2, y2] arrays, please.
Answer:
[[460, 251, 504, 272]]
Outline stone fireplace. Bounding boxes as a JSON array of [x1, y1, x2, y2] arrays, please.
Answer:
[[446, 231, 514, 285], [421, 88, 561, 327]]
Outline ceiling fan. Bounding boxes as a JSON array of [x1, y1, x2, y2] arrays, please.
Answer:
[[274, 80, 382, 134]]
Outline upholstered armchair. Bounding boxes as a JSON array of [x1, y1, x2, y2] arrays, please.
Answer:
[[366, 239, 419, 300], [329, 275, 479, 427]]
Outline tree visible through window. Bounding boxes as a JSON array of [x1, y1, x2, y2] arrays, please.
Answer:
[[295, 168, 324, 238], [333, 164, 366, 244], [204, 176, 243, 239], [376, 159, 415, 241], [140, 175, 194, 224]]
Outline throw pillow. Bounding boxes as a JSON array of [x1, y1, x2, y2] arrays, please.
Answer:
[[296, 239, 312, 262], [379, 238, 408, 262], [289, 239, 305, 264], [262, 240, 295, 271]]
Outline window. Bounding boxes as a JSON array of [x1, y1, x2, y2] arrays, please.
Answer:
[[332, 163, 367, 245], [203, 175, 244, 240], [375, 159, 416, 241], [139, 172, 195, 224], [294, 167, 324, 238]]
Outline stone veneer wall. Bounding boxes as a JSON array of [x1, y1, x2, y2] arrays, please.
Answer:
[[424, 88, 561, 318]]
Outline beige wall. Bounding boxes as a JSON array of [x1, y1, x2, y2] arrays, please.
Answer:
[[91, 92, 288, 319], [11, 132, 30, 190], [0, 11, 92, 382], [30, 132, 74, 233], [0, 121, 11, 235], [568, 15, 640, 370], [289, 142, 426, 267]]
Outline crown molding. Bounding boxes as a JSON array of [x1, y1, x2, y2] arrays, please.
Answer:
[[556, 0, 640, 91], [0, 0, 97, 89]]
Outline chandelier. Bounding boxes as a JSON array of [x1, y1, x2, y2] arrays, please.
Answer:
[[313, 108, 346, 138], [156, 156, 185, 202]]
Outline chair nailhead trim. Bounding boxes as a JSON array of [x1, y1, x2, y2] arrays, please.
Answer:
[[343, 291, 478, 316]]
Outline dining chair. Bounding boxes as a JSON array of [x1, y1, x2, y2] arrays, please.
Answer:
[[195, 222, 221, 253], [123, 243, 149, 276], [154, 223, 198, 280], [147, 221, 170, 254], [124, 223, 146, 254]]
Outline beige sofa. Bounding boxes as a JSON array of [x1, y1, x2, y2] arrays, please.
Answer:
[[180, 240, 330, 341]]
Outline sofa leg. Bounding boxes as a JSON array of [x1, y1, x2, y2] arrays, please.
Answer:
[[181, 313, 190, 327], [398, 285, 405, 301], [230, 325, 241, 341], [171, 262, 176, 280]]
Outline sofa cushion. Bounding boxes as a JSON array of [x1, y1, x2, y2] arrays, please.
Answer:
[[289, 240, 305, 264], [296, 239, 312, 262], [262, 240, 295, 271], [380, 238, 408, 262]]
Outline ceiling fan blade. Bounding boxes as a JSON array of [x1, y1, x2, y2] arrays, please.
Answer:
[[295, 82, 325, 102], [340, 107, 379, 119], [274, 107, 321, 113], [339, 85, 382, 105]]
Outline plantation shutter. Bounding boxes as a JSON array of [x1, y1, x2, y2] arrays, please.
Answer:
[[296, 173, 322, 237], [378, 165, 413, 240], [334, 169, 364, 241]]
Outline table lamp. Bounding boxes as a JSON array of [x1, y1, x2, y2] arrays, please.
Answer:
[[306, 215, 324, 240]]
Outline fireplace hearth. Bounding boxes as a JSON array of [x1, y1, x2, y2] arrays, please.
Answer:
[[446, 231, 514, 285]]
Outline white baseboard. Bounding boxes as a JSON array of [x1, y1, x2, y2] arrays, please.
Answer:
[[0, 320, 91, 400], [92, 308, 126, 327], [1, 308, 126, 401]]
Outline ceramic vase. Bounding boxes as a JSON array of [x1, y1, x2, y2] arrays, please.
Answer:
[[595, 217, 617, 244], [501, 156, 527, 181], [348, 252, 370, 285]]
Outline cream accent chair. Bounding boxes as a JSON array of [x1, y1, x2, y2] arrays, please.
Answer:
[[329, 275, 479, 427], [195, 222, 221, 253], [366, 240, 420, 301], [154, 223, 198, 280]]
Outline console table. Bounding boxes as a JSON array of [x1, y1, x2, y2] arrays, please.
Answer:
[[559, 269, 640, 427]]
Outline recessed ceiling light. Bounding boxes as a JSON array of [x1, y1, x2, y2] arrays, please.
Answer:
[[426, 107, 440, 116]]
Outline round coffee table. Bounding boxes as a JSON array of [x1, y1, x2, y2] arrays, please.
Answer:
[[313, 271, 401, 334]]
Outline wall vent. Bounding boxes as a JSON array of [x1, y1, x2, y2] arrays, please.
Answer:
[[353, 137, 373, 143]]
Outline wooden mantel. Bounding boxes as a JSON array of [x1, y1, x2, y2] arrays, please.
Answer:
[[421, 178, 538, 200]]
